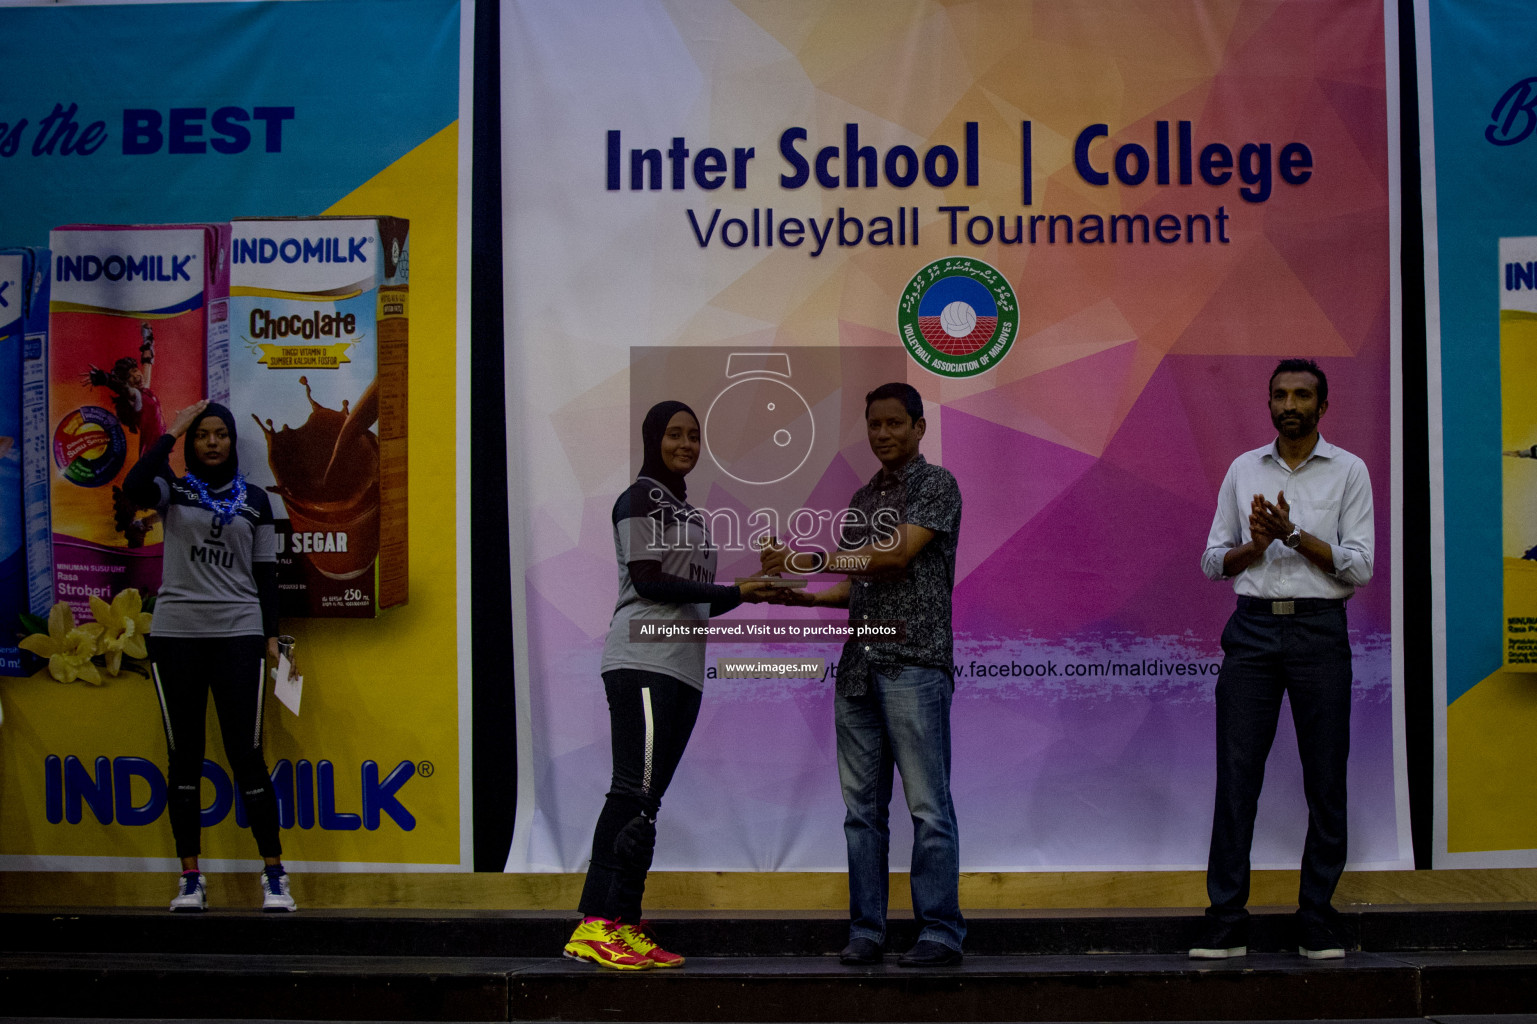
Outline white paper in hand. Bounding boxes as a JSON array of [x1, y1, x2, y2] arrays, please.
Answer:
[[273, 654, 304, 715]]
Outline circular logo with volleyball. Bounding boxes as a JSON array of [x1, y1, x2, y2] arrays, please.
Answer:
[[53, 406, 127, 487], [896, 257, 1019, 378]]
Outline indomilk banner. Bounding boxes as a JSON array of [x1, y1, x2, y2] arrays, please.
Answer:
[[1418, 0, 1537, 868], [501, 0, 1410, 872], [0, 0, 468, 873]]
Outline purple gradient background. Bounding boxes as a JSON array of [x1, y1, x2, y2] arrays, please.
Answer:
[[519, 354, 1400, 872], [503, 0, 1405, 874]]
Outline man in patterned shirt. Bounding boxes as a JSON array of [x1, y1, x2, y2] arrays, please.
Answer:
[[762, 382, 965, 968]]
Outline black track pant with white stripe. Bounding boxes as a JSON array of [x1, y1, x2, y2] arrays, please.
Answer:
[[577, 668, 701, 922], [149, 634, 282, 860]]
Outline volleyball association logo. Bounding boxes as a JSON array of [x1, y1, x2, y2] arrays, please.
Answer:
[[896, 257, 1019, 379]]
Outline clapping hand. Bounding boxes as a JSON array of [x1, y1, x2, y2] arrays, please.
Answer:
[[1248, 491, 1294, 546]]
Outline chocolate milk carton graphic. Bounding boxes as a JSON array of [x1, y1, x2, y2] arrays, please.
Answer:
[[229, 217, 408, 617], [1, 246, 51, 675], [47, 224, 229, 617]]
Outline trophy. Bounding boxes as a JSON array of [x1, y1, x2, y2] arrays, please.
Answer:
[[272, 634, 305, 714]]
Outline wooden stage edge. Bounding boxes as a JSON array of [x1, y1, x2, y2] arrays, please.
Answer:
[[2, 868, 1535, 911]]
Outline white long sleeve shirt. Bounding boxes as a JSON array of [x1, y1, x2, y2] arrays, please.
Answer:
[[1201, 435, 1374, 599]]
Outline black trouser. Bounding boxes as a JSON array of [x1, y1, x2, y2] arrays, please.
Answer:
[[577, 668, 702, 922], [149, 634, 282, 860], [1205, 599, 1352, 925]]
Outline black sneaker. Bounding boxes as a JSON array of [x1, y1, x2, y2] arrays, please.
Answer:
[[1189, 917, 1247, 959], [838, 937, 882, 965], [1297, 914, 1344, 959], [898, 939, 963, 967]]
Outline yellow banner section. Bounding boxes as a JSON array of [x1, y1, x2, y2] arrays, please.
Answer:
[[256, 343, 354, 369], [1448, 662, 1537, 853], [0, 671, 462, 866]]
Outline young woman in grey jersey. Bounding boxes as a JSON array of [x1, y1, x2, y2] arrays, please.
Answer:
[[561, 401, 771, 970], [122, 399, 296, 913]]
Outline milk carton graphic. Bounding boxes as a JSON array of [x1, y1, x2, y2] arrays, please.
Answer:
[[1, 246, 51, 675], [229, 217, 408, 617], [47, 224, 229, 617], [1501, 236, 1537, 670]]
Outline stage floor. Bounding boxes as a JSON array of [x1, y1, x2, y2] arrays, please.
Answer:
[[3, 907, 1536, 1021]]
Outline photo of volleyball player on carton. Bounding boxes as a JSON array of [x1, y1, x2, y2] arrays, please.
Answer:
[[81, 321, 165, 547], [83, 321, 166, 454]]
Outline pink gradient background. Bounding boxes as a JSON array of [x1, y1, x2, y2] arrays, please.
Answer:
[[503, 0, 1404, 872]]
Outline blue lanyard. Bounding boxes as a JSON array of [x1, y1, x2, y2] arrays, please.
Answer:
[[183, 472, 247, 526]]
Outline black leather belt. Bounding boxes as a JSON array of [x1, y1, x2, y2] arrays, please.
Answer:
[[1236, 596, 1345, 616]]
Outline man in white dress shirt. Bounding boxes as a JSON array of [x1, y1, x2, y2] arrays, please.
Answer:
[[1191, 358, 1374, 962]]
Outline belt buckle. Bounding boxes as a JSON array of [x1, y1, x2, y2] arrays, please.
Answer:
[[1271, 600, 1296, 616]]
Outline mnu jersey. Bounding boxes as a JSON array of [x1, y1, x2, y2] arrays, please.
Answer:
[[147, 474, 275, 638], [601, 476, 719, 689]]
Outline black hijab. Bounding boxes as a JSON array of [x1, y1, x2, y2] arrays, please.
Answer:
[[638, 400, 697, 501], [183, 401, 240, 489]]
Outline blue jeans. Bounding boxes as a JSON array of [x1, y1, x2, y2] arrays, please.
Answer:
[[835, 665, 965, 951]]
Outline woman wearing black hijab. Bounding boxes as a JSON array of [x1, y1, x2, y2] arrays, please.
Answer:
[[122, 399, 294, 913], [562, 401, 769, 970]]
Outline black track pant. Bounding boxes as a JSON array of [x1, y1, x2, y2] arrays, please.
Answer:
[[577, 668, 701, 922], [149, 634, 282, 860]]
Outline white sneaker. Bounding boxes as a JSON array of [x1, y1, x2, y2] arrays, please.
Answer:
[[1299, 943, 1345, 960], [260, 866, 297, 912], [1298, 914, 1345, 959], [169, 871, 207, 912]]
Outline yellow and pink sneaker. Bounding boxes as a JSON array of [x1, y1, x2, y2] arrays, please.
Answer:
[[562, 917, 653, 970], [616, 920, 686, 968]]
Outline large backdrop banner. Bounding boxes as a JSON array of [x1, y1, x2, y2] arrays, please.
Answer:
[[502, 0, 1410, 872], [1418, 0, 1537, 867], [0, 0, 470, 872]]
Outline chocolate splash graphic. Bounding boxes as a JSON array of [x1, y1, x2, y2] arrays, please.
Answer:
[[253, 376, 380, 579], [324, 378, 378, 490]]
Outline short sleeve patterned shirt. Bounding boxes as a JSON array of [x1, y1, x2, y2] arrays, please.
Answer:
[[835, 454, 962, 697]]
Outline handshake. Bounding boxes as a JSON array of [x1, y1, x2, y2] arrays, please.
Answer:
[[738, 536, 891, 606], [737, 537, 820, 606]]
